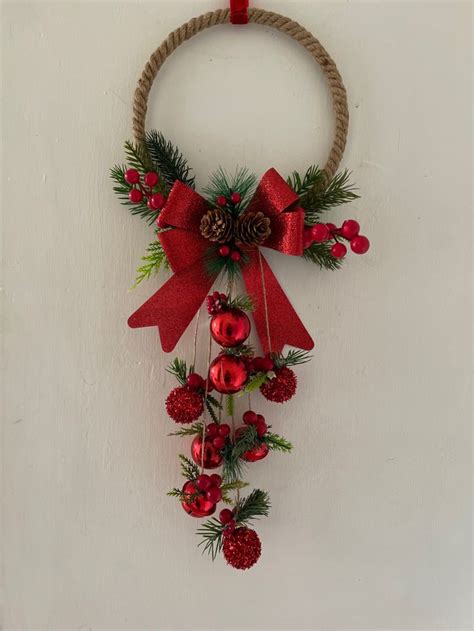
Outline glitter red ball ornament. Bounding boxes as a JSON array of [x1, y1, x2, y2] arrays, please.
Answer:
[[208, 355, 248, 394], [210, 308, 251, 348], [181, 481, 216, 518], [260, 366, 297, 403], [223, 527, 262, 570], [166, 386, 204, 423], [191, 435, 224, 469]]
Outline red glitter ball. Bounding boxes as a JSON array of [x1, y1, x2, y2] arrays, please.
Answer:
[[165, 386, 203, 424], [260, 366, 297, 403], [223, 527, 261, 570]]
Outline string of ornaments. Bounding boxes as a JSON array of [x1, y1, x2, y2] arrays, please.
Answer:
[[111, 4, 370, 570]]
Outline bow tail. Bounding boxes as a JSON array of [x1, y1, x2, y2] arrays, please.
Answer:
[[128, 261, 217, 353], [242, 250, 315, 354]]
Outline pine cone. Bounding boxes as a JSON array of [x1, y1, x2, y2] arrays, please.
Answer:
[[235, 211, 271, 246], [200, 208, 234, 243]]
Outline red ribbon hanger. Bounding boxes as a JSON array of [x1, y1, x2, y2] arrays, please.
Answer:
[[230, 0, 249, 24]]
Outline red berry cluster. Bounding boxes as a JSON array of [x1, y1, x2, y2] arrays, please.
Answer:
[[219, 507, 237, 536], [242, 410, 268, 437], [303, 219, 370, 259], [195, 472, 223, 504], [216, 192, 242, 207], [248, 354, 274, 374], [219, 244, 241, 262], [206, 422, 231, 451], [206, 291, 228, 315], [124, 168, 166, 211]]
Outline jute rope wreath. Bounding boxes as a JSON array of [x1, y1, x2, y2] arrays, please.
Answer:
[[111, 5, 370, 570]]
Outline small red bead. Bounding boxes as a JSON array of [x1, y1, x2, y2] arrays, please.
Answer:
[[187, 373, 204, 390], [230, 192, 241, 205], [129, 188, 143, 203], [256, 421, 267, 437], [206, 487, 222, 504], [196, 474, 212, 491], [144, 171, 159, 187], [125, 169, 140, 184], [311, 223, 330, 243], [212, 436, 226, 450], [331, 242, 347, 258], [243, 411, 258, 425], [303, 228, 313, 250], [341, 219, 360, 240], [216, 195, 227, 207], [149, 193, 165, 210], [230, 251, 241, 262], [210, 474, 222, 487], [219, 508, 234, 524], [206, 423, 219, 438], [350, 235, 370, 254], [219, 245, 231, 257], [218, 424, 231, 437]]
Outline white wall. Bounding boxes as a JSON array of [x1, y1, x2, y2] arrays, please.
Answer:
[[2, 1, 472, 629]]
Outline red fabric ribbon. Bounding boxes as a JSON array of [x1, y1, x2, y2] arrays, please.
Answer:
[[230, 0, 249, 24], [128, 168, 315, 354]]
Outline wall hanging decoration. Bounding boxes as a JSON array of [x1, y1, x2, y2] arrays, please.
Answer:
[[111, 4, 370, 571]]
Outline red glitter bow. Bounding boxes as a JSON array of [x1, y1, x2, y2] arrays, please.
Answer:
[[128, 168, 315, 354]]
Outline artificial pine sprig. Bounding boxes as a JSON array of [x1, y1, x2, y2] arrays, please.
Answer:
[[145, 130, 195, 189], [304, 241, 343, 270], [110, 164, 159, 225], [272, 349, 312, 369], [133, 240, 169, 287], [263, 432, 293, 453], [168, 422, 203, 437], [179, 454, 200, 481], [197, 517, 225, 560], [203, 167, 258, 213], [166, 358, 189, 385], [222, 425, 258, 483], [287, 165, 327, 208], [227, 294, 254, 312], [306, 169, 359, 217], [244, 372, 268, 393]]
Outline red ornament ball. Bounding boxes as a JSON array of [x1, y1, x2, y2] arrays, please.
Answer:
[[341, 219, 360, 240], [166, 386, 203, 424], [144, 171, 159, 187], [208, 355, 248, 394], [223, 527, 262, 570], [350, 235, 370, 254], [331, 242, 347, 259], [191, 435, 223, 469], [210, 308, 251, 347], [235, 426, 269, 462], [311, 223, 330, 243], [260, 366, 297, 403], [181, 481, 216, 518], [129, 188, 143, 203], [206, 486, 222, 504], [125, 168, 140, 184]]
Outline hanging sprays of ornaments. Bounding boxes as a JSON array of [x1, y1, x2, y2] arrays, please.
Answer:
[[111, 5, 371, 570]]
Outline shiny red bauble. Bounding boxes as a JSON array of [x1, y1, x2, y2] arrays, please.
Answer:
[[181, 481, 216, 518], [350, 235, 370, 254], [223, 527, 262, 570], [260, 366, 297, 403], [210, 308, 251, 347], [208, 354, 248, 394], [235, 426, 269, 462], [166, 386, 204, 423], [191, 435, 223, 469]]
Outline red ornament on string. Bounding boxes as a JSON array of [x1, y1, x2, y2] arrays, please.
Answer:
[[235, 426, 269, 462], [208, 354, 248, 394], [260, 366, 297, 403], [191, 435, 224, 469], [223, 527, 261, 570], [181, 481, 216, 518], [166, 386, 204, 423], [210, 308, 251, 347]]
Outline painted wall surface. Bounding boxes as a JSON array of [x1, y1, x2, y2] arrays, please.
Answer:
[[2, 1, 472, 629]]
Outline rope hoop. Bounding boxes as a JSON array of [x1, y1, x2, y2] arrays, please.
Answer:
[[132, 8, 349, 181]]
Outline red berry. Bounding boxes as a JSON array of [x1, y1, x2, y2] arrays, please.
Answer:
[[219, 508, 234, 524], [243, 410, 258, 425], [230, 250, 241, 262], [259, 357, 274, 372], [129, 188, 143, 203], [206, 423, 219, 438], [219, 245, 231, 257], [218, 424, 231, 437], [341, 219, 360, 240], [125, 169, 140, 184], [252, 357, 265, 372], [210, 473, 222, 487], [144, 171, 159, 187], [149, 193, 165, 210], [311, 223, 330, 242], [256, 421, 267, 437], [230, 192, 241, 205], [223, 519, 236, 536], [256, 414, 265, 424], [216, 195, 227, 207], [303, 228, 313, 250], [331, 242, 347, 258], [206, 486, 222, 504], [212, 436, 226, 450], [350, 235, 370, 254], [196, 474, 212, 491], [187, 373, 204, 390], [326, 222, 337, 234]]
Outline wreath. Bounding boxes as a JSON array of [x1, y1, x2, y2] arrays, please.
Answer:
[[111, 6, 370, 570]]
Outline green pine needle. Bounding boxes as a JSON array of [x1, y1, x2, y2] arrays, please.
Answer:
[[124, 140, 155, 173], [166, 358, 188, 385], [226, 395, 235, 417], [304, 242, 343, 270], [132, 240, 169, 288], [179, 454, 199, 481], [263, 432, 293, 453], [273, 349, 312, 369], [244, 372, 268, 393], [145, 130, 195, 189], [197, 517, 225, 560], [227, 294, 254, 312], [234, 489, 271, 525], [168, 422, 203, 437], [203, 167, 258, 213]]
